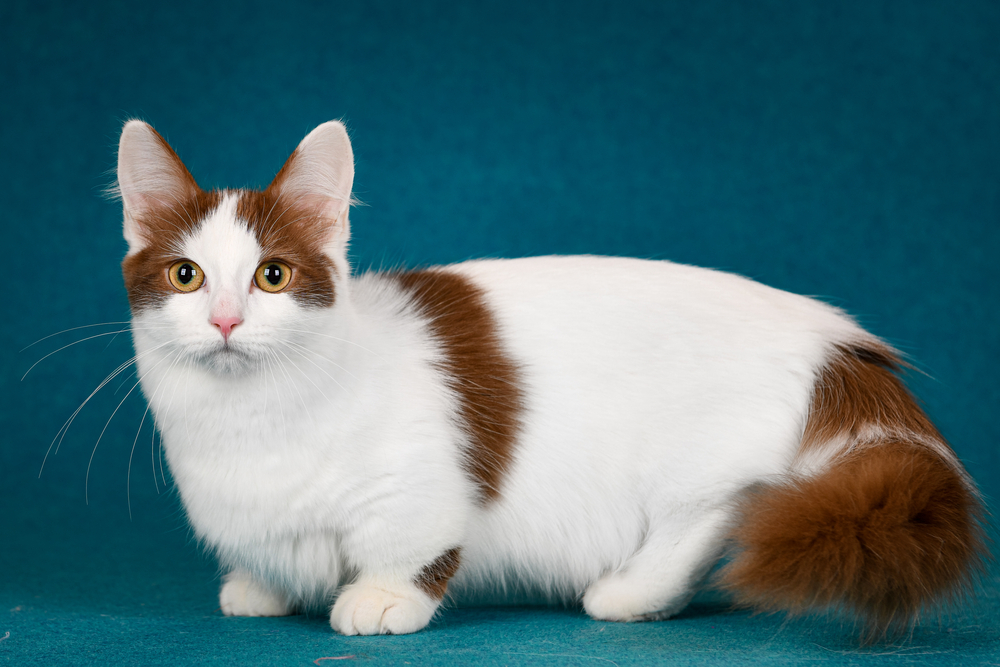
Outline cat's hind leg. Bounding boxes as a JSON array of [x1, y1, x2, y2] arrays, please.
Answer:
[[583, 504, 730, 622], [219, 571, 293, 617]]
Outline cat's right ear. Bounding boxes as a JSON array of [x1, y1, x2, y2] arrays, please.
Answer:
[[116, 120, 199, 252]]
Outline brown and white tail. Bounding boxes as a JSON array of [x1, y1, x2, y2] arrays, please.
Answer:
[[721, 343, 986, 640]]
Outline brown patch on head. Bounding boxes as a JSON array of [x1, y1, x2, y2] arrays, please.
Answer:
[[121, 187, 223, 314], [800, 342, 942, 452], [236, 187, 336, 308], [721, 442, 985, 641], [721, 340, 986, 641], [395, 269, 524, 503], [121, 140, 337, 314], [415, 548, 462, 600]]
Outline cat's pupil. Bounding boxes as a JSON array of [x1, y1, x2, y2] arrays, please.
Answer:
[[178, 264, 196, 284], [264, 264, 283, 286]]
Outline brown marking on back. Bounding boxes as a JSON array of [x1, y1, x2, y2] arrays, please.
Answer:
[[800, 342, 942, 452], [415, 547, 462, 599], [721, 341, 985, 641], [395, 269, 524, 503]]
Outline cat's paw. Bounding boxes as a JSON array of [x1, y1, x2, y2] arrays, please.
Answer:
[[219, 574, 292, 617], [583, 573, 688, 622], [330, 581, 438, 635]]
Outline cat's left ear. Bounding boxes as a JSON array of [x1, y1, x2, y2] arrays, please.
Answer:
[[268, 121, 355, 248]]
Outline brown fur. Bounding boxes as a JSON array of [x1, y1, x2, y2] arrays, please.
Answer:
[[721, 343, 985, 640], [800, 343, 941, 452], [121, 183, 222, 314], [236, 189, 336, 308], [121, 129, 336, 312], [395, 269, 524, 503], [415, 548, 462, 599]]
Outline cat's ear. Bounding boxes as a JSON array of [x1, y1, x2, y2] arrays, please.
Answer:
[[268, 121, 355, 246], [116, 120, 200, 251]]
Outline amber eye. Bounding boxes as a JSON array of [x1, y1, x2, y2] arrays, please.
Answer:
[[255, 261, 292, 293], [167, 260, 205, 292]]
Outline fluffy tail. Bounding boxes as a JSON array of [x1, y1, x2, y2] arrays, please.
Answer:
[[720, 343, 986, 641]]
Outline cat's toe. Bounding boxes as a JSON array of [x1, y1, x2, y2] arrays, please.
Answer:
[[583, 574, 688, 622], [330, 582, 438, 635], [219, 574, 291, 617]]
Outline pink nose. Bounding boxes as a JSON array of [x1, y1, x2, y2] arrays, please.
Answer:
[[211, 315, 243, 342]]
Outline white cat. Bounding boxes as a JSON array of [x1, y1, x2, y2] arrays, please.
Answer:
[[116, 120, 983, 639]]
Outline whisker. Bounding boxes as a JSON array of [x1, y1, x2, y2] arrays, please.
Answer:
[[270, 328, 383, 359], [263, 350, 289, 443], [272, 346, 334, 407], [20, 321, 134, 352], [88, 348, 177, 505], [268, 347, 308, 413], [145, 350, 184, 497], [282, 338, 360, 380], [128, 403, 152, 519], [284, 341, 357, 394], [23, 330, 133, 381], [38, 337, 178, 477]]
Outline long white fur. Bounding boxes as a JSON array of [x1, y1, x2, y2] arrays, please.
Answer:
[[123, 121, 886, 635]]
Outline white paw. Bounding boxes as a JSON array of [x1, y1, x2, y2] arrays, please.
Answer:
[[330, 582, 438, 635], [219, 574, 292, 617], [583, 573, 688, 622]]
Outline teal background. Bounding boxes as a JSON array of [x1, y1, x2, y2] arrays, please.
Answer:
[[2, 0, 999, 664]]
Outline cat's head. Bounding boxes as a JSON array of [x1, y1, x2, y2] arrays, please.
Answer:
[[116, 120, 354, 374]]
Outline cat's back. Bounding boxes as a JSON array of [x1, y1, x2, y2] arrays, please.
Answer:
[[441, 255, 872, 482], [445, 255, 866, 366]]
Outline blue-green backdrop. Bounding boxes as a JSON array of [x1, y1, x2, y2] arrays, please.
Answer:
[[2, 1, 999, 665]]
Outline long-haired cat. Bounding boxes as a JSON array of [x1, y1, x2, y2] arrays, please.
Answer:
[[115, 119, 984, 640]]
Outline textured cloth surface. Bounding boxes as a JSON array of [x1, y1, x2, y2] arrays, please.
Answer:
[[2, 0, 999, 664]]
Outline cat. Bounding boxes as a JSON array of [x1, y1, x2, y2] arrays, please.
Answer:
[[115, 119, 984, 639]]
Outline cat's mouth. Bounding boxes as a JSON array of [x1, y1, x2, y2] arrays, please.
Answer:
[[198, 341, 257, 373]]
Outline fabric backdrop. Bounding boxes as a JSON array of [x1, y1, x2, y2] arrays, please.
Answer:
[[2, 1, 998, 664]]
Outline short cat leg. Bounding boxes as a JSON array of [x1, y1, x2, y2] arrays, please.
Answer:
[[219, 571, 293, 617], [330, 548, 460, 635], [583, 505, 729, 622]]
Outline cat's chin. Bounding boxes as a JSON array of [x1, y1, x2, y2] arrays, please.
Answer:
[[197, 344, 259, 375]]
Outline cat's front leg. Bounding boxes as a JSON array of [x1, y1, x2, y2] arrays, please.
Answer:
[[330, 548, 460, 635], [219, 571, 293, 617]]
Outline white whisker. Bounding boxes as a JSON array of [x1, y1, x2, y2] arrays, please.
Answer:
[[87, 346, 179, 504], [271, 328, 382, 359], [38, 337, 179, 478], [20, 321, 134, 352]]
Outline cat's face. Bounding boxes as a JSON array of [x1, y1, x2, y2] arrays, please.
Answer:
[[116, 121, 354, 375]]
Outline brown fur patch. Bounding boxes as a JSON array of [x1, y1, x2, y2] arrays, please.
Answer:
[[236, 189, 336, 308], [121, 130, 337, 313], [121, 182, 222, 314], [415, 548, 462, 599], [395, 269, 524, 503], [801, 343, 941, 451], [721, 342, 985, 641]]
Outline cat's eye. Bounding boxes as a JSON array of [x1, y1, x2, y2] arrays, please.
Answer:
[[167, 260, 205, 293], [255, 261, 292, 293]]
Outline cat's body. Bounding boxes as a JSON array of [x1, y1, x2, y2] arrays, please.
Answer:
[[117, 120, 983, 639]]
